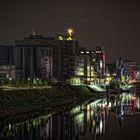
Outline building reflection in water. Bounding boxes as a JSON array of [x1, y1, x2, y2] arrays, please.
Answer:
[[1, 93, 140, 140]]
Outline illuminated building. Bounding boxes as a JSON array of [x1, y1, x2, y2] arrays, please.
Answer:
[[116, 58, 139, 81], [79, 46, 106, 83], [0, 30, 108, 82], [123, 60, 136, 81], [95, 46, 106, 79], [79, 47, 96, 83]]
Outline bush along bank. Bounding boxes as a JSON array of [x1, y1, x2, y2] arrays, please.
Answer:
[[0, 85, 98, 118]]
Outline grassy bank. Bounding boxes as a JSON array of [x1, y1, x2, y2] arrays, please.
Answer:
[[0, 85, 98, 118]]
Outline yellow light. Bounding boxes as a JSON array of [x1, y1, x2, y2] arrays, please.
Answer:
[[67, 28, 73, 36], [59, 36, 63, 40], [87, 78, 90, 81], [66, 36, 72, 40]]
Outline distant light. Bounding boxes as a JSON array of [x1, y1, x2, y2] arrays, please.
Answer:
[[80, 51, 84, 54], [9, 77, 12, 81], [67, 36, 73, 40], [58, 36, 63, 40], [28, 78, 30, 81], [100, 61, 103, 69], [37, 78, 39, 81], [96, 51, 102, 53], [112, 73, 116, 76], [107, 73, 110, 76], [67, 28, 74, 36], [92, 51, 94, 54], [86, 51, 89, 54], [9, 124, 11, 130]]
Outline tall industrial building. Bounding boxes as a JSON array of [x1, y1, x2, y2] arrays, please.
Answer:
[[14, 30, 80, 81], [15, 35, 53, 79]]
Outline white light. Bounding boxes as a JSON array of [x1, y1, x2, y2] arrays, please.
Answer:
[[9, 124, 11, 130], [80, 51, 84, 54], [96, 51, 102, 53], [9, 77, 12, 81], [112, 73, 116, 76], [100, 119, 103, 134], [86, 51, 89, 54], [107, 73, 110, 76]]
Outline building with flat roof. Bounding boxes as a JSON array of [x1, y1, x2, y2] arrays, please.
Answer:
[[14, 30, 80, 81], [0, 45, 15, 79], [15, 35, 54, 79]]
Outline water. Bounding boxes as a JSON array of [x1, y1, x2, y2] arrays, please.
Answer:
[[1, 92, 140, 140]]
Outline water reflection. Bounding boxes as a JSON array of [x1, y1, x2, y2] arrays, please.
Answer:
[[1, 92, 140, 140]]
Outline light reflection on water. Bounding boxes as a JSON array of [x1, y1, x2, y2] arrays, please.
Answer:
[[1, 92, 140, 140]]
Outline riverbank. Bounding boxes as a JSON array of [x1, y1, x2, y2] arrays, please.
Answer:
[[0, 85, 99, 119]]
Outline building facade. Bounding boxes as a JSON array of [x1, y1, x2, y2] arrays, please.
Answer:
[[0, 32, 107, 83], [14, 33, 80, 81], [15, 35, 54, 79], [116, 58, 139, 81], [0, 45, 15, 79]]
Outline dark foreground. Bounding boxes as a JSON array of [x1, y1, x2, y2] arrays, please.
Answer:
[[1, 91, 140, 140], [0, 85, 97, 118]]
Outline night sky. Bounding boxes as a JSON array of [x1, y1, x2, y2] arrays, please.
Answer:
[[0, 0, 140, 63]]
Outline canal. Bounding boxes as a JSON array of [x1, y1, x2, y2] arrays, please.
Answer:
[[1, 92, 140, 140]]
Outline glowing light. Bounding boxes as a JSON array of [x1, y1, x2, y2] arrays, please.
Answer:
[[112, 73, 116, 76], [100, 119, 103, 134], [96, 51, 102, 53], [9, 77, 12, 81], [87, 105, 91, 110], [67, 36, 72, 40], [100, 61, 103, 69], [67, 28, 73, 36], [88, 85, 106, 92], [106, 73, 110, 76], [58, 36, 63, 40], [9, 124, 11, 130]]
